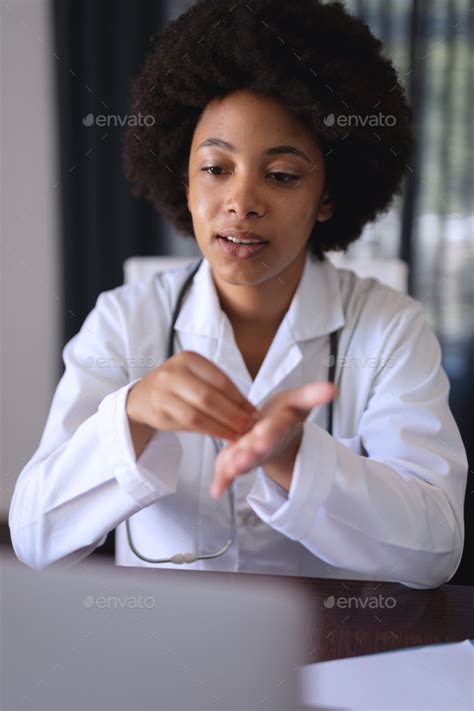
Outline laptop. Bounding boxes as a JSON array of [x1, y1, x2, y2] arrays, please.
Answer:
[[1, 551, 320, 710]]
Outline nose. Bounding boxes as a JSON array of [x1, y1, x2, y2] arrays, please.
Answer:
[[223, 173, 267, 220]]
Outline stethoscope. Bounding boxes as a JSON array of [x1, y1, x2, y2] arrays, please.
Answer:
[[126, 256, 339, 564]]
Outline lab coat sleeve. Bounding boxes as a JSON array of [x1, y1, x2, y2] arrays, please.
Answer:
[[8, 289, 183, 571], [246, 303, 468, 589]]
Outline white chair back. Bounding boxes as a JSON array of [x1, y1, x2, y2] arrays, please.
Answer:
[[124, 254, 408, 292], [124, 256, 197, 284]]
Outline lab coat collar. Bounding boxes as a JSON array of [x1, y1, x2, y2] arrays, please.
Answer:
[[173, 251, 345, 398], [174, 251, 345, 341]]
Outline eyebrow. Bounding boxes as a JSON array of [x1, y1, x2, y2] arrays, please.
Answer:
[[197, 138, 311, 163]]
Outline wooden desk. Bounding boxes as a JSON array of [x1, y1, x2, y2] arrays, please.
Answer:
[[133, 568, 474, 664], [3, 537, 473, 664], [262, 575, 474, 663]]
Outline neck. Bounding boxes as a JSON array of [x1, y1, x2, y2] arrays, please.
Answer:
[[212, 249, 308, 333]]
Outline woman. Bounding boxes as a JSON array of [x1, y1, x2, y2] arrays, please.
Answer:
[[9, 0, 467, 587]]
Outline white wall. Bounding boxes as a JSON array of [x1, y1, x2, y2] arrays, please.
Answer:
[[1, 0, 60, 518]]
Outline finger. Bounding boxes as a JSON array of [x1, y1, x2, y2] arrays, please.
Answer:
[[184, 353, 258, 415], [210, 447, 245, 498], [158, 393, 250, 441], [210, 466, 239, 499], [171, 370, 258, 435], [284, 382, 338, 414], [211, 436, 270, 498], [308, 382, 338, 399]]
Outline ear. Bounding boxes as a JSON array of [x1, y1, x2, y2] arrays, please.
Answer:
[[315, 190, 335, 223]]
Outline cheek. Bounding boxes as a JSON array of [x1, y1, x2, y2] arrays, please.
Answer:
[[189, 182, 217, 220], [276, 190, 317, 223]]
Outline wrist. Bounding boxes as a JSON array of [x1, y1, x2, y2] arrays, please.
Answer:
[[126, 383, 147, 427], [261, 463, 293, 492], [261, 431, 303, 492], [126, 385, 155, 459]]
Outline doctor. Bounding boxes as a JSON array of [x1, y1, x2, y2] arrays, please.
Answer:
[[126, 89, 339, 501], [9, 0, 468, 587]]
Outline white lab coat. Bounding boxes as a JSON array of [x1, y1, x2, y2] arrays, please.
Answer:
[[9, 253, 468, 588]]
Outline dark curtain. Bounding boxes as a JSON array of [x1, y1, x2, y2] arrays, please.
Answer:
[[51, 0, 169, 352], [51, 0, 473, 583]]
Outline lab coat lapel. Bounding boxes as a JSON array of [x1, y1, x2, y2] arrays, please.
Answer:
[[249, 252, 346, 402], [173, 259, 251, 387]]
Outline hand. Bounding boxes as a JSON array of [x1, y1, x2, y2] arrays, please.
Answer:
[[210, 382, 338, 498], [126, 351, 258, 442]]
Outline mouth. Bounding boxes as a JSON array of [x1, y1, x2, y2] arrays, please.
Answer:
[[215, 233, 269, 260]]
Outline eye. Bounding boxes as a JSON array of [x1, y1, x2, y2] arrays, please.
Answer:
[[202, 166, 226, 176], [269, 172, 300, 184], [201, 166, 300, 184]]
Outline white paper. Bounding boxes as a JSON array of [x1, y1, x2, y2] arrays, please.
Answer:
[[297, 639, 473, 710]]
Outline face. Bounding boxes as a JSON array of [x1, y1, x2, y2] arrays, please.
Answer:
[[186, 89, 334, 293]]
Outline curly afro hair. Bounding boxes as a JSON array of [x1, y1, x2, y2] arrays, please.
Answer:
[[123, 0, 413, 261]]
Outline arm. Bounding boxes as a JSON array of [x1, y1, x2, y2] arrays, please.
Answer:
[[246, 304, 468, 589], [8, 290, 183, 571]]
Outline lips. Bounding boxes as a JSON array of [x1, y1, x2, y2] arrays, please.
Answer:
[[216, 228, 268, 244], [216, 236, 269, 260]]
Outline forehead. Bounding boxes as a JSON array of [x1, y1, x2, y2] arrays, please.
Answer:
[[191, 89, 317, 149]]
